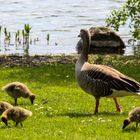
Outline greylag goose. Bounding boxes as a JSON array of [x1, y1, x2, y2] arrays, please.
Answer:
[[2, 82, 35, 105], [123, 107, 140, 129], [0, 101, 13, 115], [75, 29, 140, 114], [1, 106, 32, 127]]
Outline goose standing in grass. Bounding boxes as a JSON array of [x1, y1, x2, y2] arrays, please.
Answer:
[[0, 101, 13, 115], [123, 107, 140, 129], [2, 82, 35, 105], [1, 106, 32, 127], [75, 29, 140, 114]]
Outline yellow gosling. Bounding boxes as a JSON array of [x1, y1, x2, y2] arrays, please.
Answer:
[[76, 29, 140, 114]]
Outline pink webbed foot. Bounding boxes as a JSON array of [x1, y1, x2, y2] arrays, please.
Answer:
[[113, 97, 122, 113], [116, 105, 122, 113]]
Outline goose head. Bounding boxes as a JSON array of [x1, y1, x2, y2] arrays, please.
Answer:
[[29, 94, 35, 105], [78, 29, 91, 60]]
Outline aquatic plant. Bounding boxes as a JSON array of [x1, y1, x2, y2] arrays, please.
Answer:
[[4, 28, 7, 37], [22, 29, 25, 44], [24, 24, 31, 37], [15, 32, 18, 42], [15, 30, 20, 44], [3, 28, 11, 44], [7, 32, 11, 42], [55, 42, 58, 46], [0, 26, 2, 34], [0, 26, 2, 40], [46, 33, 50, 45], [30, 38, 32, 44], [23, 24, 32, 48], [22, 24, 32, 56], [36, 37, 39, 41]]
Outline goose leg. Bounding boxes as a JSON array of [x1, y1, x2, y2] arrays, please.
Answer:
[[15, 98, 17, 106], [113, 97, 122, 112], [94, 97, 100, 114], [20, 122, 23, 127], [15, 122, 19, 127], [136, 122, 138, 129]]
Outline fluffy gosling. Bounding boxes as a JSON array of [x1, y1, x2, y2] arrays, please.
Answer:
[[1, 106, 32, 127], [2, 82, 35, 105], [0, 101, 13, 115], [123, 107, 140, 129]]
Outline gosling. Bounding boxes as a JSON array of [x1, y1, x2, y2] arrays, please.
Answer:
[[1, 106, 32, 127], [0, 101, 13, 115], [2, 82, 35, 105], [123, 107, 140, 129]]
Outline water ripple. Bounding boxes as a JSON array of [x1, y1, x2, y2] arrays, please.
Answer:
[[0, 0, 135, 56]]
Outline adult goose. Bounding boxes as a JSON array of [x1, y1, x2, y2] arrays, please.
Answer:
[[75, 29, 140, 114]]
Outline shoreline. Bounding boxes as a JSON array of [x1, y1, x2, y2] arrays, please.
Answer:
[[0, 54, 140, 67]]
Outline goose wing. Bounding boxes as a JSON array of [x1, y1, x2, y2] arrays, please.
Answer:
[[14, 85, 25, 93], [84, 64, 140, 94], [11, 85, 28, 98]]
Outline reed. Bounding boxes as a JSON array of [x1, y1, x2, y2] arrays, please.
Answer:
[[24, 24, 31, 39], [0, 26, 2, 35], [46, 33, 50, 45]]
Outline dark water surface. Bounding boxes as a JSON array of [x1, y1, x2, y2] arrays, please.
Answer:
[[1, 0, 139, 56]]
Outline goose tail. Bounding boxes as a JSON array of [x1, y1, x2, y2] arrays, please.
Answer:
[[136, 92, 140, 95]]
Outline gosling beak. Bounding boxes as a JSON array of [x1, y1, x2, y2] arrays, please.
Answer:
[[29, 95, 35, 105], [31, 99, 34, 105], [122, 125, 126, 129], [122, 119, 130, 130]]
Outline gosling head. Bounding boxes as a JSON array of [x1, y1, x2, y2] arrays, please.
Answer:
[[122, 119, 130, 129], [1, 117, 8, 126], [29, 94, 35, 105]]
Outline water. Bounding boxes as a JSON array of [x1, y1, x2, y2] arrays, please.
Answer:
[[0, 0, 138, 56]]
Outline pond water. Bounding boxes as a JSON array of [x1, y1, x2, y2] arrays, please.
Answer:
[[0, 0, 139, 56]]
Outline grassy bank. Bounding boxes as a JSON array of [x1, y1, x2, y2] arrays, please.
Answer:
[[0, 56, 140, 140]]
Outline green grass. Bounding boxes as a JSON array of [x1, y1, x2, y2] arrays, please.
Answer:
[[0, 61, 140, 140]]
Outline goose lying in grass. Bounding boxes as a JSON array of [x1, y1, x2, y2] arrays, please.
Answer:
[[123, 107, 140, 130], [75, 29, 140, 114], [0, 101, 13, 115], [1, 106, 32, 127], [2, 82, 35, 105]]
